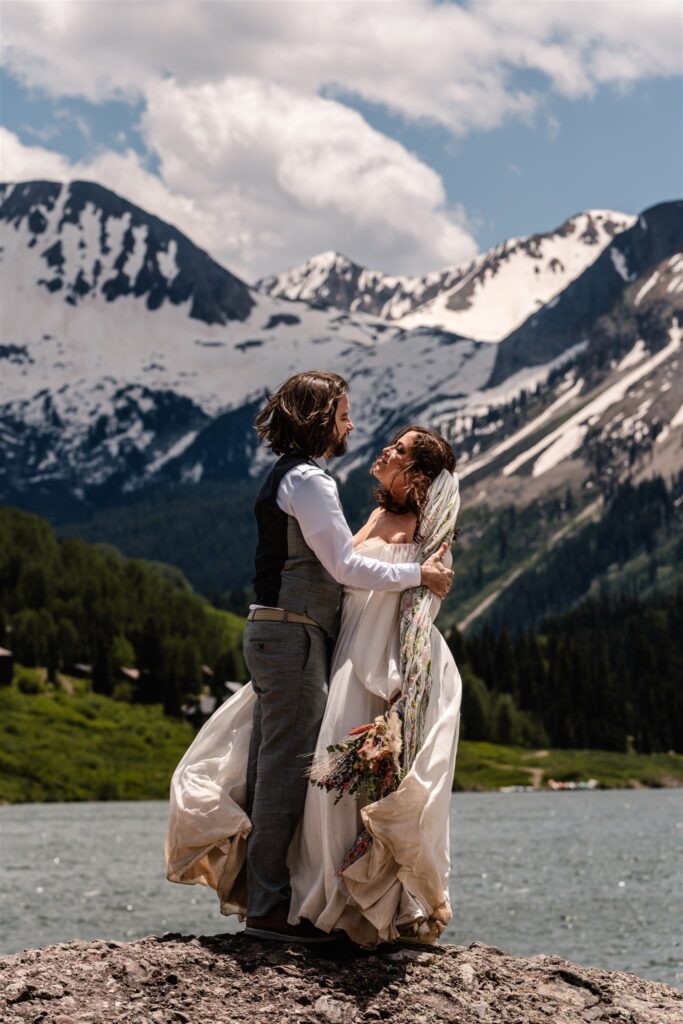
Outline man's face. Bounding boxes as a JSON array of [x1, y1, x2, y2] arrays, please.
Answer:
[[325, 393, 354, 457]]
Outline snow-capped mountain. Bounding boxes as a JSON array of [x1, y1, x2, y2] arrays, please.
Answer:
[[1, 180, 682, 526], [490, 201, 683, 385], [0, 180, 495, 509], [1, 180, 254, 324], [257, 211, 634, 342]]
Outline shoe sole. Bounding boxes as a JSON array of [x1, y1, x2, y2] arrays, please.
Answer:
[[244, 926, 336, 944]]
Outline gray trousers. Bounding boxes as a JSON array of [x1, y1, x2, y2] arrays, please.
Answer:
[[243, 619, 330, 917]]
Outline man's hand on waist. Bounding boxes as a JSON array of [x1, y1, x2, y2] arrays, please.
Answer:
[[420, 543, 454, 599]]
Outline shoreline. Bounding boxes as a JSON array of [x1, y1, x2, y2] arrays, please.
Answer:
[[1, 776, 682, 807], [2, 780, 682, 808], [4, 678, 682, 803]]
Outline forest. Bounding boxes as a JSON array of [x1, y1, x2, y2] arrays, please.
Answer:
[[449, 586, 683, 754], [1, 499, 681, 756], [0, 506, 246, 716], [480, 473, 683, 634]]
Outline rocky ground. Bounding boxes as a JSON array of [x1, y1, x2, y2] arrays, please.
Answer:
[[0, 933, 680, 1024]]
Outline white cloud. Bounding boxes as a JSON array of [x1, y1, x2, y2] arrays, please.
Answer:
[[145, 77, 477, 273], [0, 126, 211, 257], [0, 73, 479, 280], [2, 1, 680, 129], [1, 0, 680, 276]]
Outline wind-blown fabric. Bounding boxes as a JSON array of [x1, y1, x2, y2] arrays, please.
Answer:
[[399, 469, 461, 770], [289, 533, 462, 945], [310, 470, 461, 878], [166, 471, 462, 944]]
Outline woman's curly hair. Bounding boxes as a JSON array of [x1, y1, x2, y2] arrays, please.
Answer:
[[254, 370, 348, 457], [375, 424, 456, 539]]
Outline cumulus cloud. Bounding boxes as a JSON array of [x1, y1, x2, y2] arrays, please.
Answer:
[[144, 77, 477, 274], [1, 0, 680, 276], [2, 0, 680, 129], [0, 74, 478, 280]]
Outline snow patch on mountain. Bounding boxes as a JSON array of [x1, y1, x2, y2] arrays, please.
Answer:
[[616, 339, 647, 371], [146, 429, 200, 473], [634, 271, 660, 306], [531, 424, 587, 478], [610, 247, 634, 283], [458, 377, 585, 480], [501, 321, 681, 479], [259, 211, 634, 343]]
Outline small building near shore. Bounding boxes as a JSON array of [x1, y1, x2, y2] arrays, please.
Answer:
[[0, 647, 13, 686], [184, 682, 243, 728], [119, 666, 140, 683], [70, 663, 93, 679]]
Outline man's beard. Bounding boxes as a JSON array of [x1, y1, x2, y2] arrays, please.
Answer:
[[328, 433, 348, 458]]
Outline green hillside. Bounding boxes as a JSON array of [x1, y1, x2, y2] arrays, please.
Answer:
[[0, 668, 195, 803], [2, 669, 680, 804], [476, 474, 683, 634], [0, 505, 248, 716]]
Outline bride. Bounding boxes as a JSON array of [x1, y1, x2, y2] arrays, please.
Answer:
[[166, 424, 461, 945]]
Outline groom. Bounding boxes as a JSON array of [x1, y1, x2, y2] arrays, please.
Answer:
[[243, 370, 453, 942]]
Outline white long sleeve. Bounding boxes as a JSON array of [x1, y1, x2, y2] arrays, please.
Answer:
[[277, 464, 421, 591]]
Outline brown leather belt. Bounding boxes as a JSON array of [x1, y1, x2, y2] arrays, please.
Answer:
[[247, 607, 322, 629]]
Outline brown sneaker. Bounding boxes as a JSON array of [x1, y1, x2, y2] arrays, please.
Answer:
[[245, 904, 335, 943]]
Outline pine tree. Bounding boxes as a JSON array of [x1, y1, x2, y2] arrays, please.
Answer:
[[91, 633, 114, 697]]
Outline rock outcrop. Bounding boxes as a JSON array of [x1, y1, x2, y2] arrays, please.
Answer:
[[1, 934, 680, 1024]]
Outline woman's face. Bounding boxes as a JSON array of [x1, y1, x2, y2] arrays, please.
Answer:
[[371, 430, 420, 498]]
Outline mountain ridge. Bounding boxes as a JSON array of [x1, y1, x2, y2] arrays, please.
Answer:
[[257, 209, 633, 341], [1, 179, 255, 324], [2, 179, 682, 612], [489, 200, 683, 385]]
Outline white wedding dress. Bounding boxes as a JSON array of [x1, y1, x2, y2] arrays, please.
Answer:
[[166, 537, 461, 945]]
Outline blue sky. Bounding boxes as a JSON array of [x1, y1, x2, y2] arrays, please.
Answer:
[[340, 75, 682, 246], [1, 67, 151, 164], [1, 0, 681, 278]]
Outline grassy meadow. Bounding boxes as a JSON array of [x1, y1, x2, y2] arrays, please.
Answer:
[[0, 668, 195, 803], [453, 740, 683, 791], [1, 667, 681, 804]]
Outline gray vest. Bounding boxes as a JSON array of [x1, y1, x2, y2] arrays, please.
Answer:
[[279, 516, 342, 639], [253, 453, 343, 639]]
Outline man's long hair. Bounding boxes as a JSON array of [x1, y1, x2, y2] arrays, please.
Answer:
[[254, 370, 348, 457]]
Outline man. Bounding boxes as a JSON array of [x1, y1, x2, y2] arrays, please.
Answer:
[[243, 370, 453, 942]]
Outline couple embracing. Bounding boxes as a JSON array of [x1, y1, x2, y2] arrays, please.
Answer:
[[166, 370, 462, 947]]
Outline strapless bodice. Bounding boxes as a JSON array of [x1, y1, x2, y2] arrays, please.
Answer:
[[354, 537, 418, 563]]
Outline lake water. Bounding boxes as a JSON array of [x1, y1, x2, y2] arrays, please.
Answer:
[[0, 791, 681, 989]]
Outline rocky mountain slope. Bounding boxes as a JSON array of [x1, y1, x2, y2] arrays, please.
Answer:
[[257, 211, 633, 342], [1, 179, 254, 324], [1, 181, 682, 608]]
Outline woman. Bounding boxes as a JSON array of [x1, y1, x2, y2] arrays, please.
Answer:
[[288, 425, 461, 945], [166, 425, 461, 944]]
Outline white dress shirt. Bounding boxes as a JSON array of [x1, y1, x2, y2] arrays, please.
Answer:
[[274, 458, 421, 591]]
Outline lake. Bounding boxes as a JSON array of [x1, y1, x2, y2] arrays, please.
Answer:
[[0, 790, 681, 988]]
